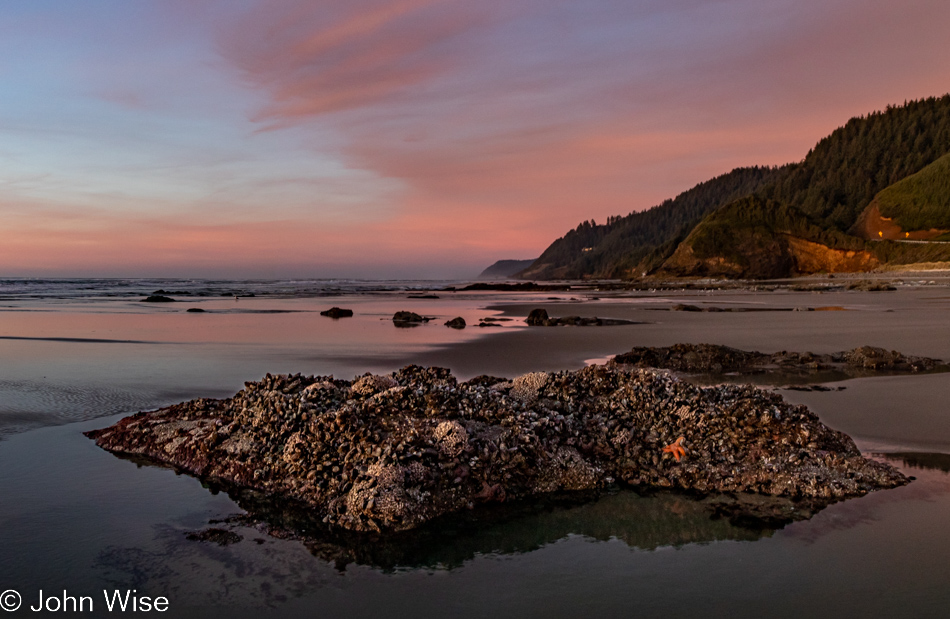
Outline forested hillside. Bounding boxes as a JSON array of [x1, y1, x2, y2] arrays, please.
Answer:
[[761, 95, 950, 232], [519, 95, 950, 280], [518, 166, 786, 279]]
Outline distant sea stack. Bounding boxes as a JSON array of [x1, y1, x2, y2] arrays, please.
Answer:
[[478, 259, 538, 279]]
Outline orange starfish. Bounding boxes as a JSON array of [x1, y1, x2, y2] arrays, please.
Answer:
[[662, 436, 687, 461]]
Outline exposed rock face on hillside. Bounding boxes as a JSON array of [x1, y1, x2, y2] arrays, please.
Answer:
[[784, 237, 879, 274], [658, 197, 879, 279], [87, 365, 906, 534]]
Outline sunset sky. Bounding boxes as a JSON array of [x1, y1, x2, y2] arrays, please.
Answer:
[[2, 0, 949, 278]]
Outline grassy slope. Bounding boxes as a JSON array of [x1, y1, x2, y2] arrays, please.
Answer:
[[763, 95, 950, 232], [876, 152, 950, 231]]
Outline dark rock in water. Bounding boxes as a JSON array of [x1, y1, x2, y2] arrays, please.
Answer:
[[86, 365, 907, 535], [614, 344, 767, 373], [220, 292, 234, 297], [408, 294, 440, 299], [186, 528, 242, 546], [153, 289, 191, 295], [393, 311, 432, 324], [186, 308, 206, 313], [671, 304, 702, 312], [141, 295, 176, 303], [321, 307, 354, 318], [526, 308, 550, 326], [612, 343, 948, 377], [445, 317, 466, 329], [526, 308, 635, 327]]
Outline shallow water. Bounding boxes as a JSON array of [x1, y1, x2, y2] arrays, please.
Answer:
[[1, 417, 948, 618], [2, 279, 950, 618], [0, 283, 540, 437]]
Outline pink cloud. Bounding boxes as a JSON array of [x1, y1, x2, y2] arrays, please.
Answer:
[[213, 0, 950, 269], [221, 0, 489, 122]]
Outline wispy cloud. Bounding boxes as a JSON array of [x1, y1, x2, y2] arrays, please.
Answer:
[[222, 0, 490, 122]]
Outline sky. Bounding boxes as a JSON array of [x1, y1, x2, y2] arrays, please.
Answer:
[[1, 0, 949, 279]]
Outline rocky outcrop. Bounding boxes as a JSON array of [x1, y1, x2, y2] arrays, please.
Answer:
[[141, 295, 176, 303], [392, 311, 432, 325], [86, 365, 906, 535], [445, 317, 466, 329], [612, 343, 947, 376], [846, 280, 896, 291], [320, 307, 354, 318], [784, 237, 879, 274], [525, 308, 635, 327]]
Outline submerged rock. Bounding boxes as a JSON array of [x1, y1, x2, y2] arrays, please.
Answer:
[[141, 295, 176, 303], [445, 317, 466, 329], [86, 365, 906, 534], [185, 528, 242, 546]]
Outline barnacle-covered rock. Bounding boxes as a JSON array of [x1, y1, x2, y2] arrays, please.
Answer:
[[86, 365, 908, 534], [510, 372, 548, 404], [351, 374, 398, 396], [434, 421, 468, 457]]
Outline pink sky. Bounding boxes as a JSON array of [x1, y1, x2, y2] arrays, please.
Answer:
[[1, 0, 949, 278]]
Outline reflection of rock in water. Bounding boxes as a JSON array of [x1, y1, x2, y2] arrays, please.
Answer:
[[210, 487, 808, 572], [879, 452, 950, 473]]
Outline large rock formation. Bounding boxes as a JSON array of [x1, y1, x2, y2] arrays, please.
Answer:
[[612, 344, 947, 376], [86, 365, 907, 534]]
